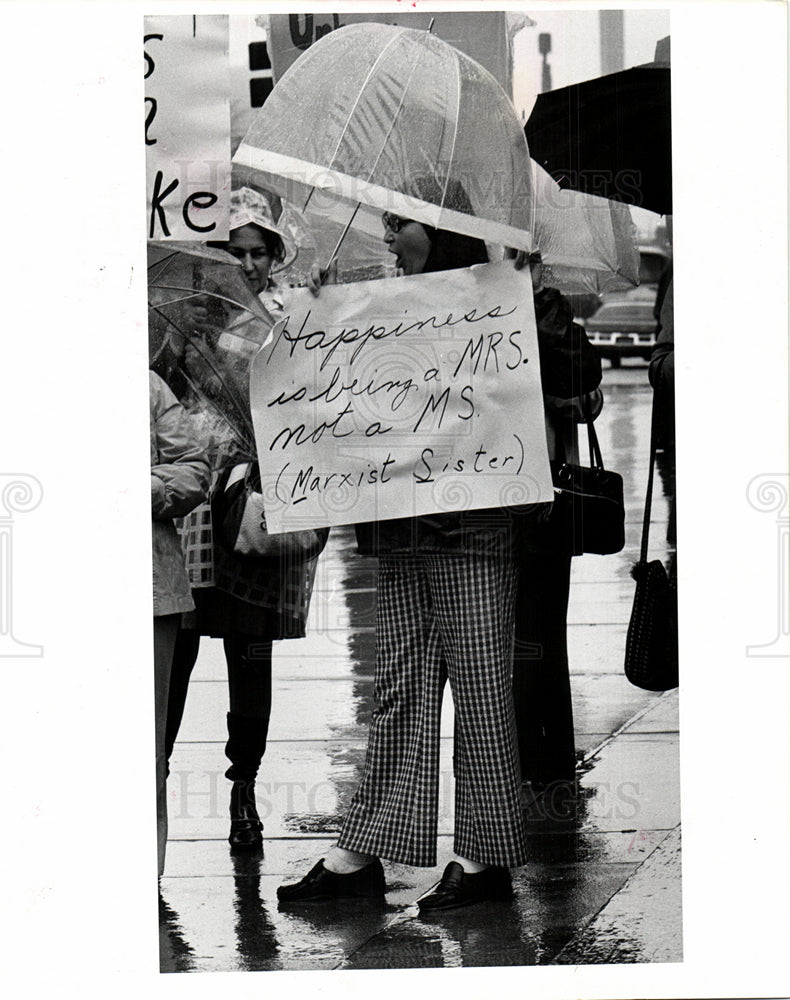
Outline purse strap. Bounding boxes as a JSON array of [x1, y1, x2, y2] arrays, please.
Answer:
[[244, 460, 261, 492], [584, 395, 605, 470], [639, 390, 661, 563]]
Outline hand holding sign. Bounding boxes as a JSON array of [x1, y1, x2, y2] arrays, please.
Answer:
[[250, 260, 552, 533]]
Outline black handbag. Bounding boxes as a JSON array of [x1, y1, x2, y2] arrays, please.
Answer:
[[624, 395, 678, 691], [548, 403, 625, 556], [212, 462, 329, 564]]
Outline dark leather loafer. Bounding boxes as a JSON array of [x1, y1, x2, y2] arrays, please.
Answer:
[[277, 858, 386, 902], [416, 861, 511, 911]]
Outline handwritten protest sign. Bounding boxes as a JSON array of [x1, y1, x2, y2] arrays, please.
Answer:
[[144, 14, 230, 240], [250, 261, 552, 533]]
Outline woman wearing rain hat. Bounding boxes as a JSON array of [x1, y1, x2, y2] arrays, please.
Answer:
[[163, 187, 322, 854], [217, 186, 296, 310]]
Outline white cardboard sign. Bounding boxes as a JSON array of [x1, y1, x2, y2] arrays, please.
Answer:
[[144, 14, 230, 240], [250, 260, 553, 532]]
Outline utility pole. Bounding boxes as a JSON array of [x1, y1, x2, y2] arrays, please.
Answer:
[[538, 32, 552, 92], [599, 9, 624, 75]]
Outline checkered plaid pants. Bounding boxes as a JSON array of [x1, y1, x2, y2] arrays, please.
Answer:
[[337, 551, 527, 868]]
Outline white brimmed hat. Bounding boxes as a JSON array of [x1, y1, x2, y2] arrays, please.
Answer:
[[230, 187, 297, 270]]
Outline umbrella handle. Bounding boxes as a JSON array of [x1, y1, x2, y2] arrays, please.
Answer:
[[324, 201, 361, 273]]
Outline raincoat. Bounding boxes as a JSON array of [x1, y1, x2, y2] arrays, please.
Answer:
[[150, 371, 211, 616]]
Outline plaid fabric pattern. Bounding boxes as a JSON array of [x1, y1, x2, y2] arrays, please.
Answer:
[[178, 502, 215, 588], [212, 542, 318, 631], [178, 499, 317, 636], [338, 551, 527, 868]]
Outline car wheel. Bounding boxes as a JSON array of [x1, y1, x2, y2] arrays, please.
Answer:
[[609, 356, 622, 369]]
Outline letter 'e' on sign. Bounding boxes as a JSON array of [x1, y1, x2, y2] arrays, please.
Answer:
[[145, 14, 231, 240], [250, 261, 553, 533]]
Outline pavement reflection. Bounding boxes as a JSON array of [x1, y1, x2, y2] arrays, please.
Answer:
[[228, 853, 282, 971], [161, 363, 681, 970]]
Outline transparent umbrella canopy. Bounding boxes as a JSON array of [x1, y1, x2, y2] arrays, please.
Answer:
[[531, 161, 639, 295], [233, 22, 535, 260], [147, 242, 275, 466]]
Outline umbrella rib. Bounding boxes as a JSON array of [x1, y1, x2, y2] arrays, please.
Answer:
[[326, 31, 403, 171], [147, 250, 181, 278], [364, 60, 419, 183], [150, 283, 271, 319], [440, 53, 462, 211], [150, 304, 257, 447]]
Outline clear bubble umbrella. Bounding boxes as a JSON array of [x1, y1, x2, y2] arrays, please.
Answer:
[[233, 22, 535, 266], [147, 241, 275, 467], [531, 161, 639, 296]]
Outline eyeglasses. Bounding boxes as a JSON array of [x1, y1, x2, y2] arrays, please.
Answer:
[[381, 212, 409, 233]]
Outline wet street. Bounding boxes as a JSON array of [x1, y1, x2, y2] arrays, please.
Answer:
[[159, 359, 681, 972]]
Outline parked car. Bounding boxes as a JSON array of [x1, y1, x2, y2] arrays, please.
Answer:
[[564, 290, 604, 322], [583, 247, 671, 367]]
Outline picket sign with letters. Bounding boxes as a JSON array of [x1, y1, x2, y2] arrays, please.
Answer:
[[144, 14, 231, 240], [250, 261, 553, 533]]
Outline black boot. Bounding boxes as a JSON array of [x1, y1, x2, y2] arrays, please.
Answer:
[[228, 780, 263, 851], [225, 713, 267, 852]]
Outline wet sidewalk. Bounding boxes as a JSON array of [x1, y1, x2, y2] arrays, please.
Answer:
[[159, 373, 681, 971]]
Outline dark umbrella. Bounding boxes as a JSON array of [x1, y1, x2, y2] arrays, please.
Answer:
[[525, 64, 672, 216]]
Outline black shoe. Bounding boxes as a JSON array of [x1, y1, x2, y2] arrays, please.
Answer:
[[229, 781, 263, 852], [277, 858, 385, 902], [416, 862, 511, 911]]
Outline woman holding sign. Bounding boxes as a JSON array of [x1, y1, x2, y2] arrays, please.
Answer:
[[277, 195, 601, 909], [163, 188, 324, 853]]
